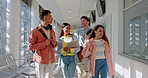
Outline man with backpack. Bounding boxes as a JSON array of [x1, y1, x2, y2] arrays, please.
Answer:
[[28, 10, 57, 78], [74, 16, 92, 78]]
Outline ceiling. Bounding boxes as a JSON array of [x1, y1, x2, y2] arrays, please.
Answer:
[[35, 0, 97, 29]]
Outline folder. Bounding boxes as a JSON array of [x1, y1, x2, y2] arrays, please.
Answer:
[[66, 40, 78, 48]]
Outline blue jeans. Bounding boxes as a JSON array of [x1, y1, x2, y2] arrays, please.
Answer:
[[92, 59, 108, 78], [61, 55, 76, 78]]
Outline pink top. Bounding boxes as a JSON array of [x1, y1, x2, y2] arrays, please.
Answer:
[[82, 38, 114, 76]]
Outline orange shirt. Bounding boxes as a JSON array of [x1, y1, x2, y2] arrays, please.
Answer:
[[28, 26, 56, 64]]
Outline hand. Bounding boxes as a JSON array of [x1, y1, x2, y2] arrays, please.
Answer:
[[45, 39, 50, 45], [63, 47, 70, 52], [49, 39, 56, 45]]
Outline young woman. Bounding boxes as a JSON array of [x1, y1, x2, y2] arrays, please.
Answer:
[[56, 23, 80, 78], [82, 25, 114, 78]]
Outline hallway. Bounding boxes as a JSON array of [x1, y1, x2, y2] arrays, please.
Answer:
[[11, 63, 75, 78], [12, 63, 115, 78], [0, 0, 148, 78]]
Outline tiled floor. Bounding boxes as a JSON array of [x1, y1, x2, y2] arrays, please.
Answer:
[[12, 62, 115, 78], [12, 65, 37, 78], [12, 63, 65, 78]]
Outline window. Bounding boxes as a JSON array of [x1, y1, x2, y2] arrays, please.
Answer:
[[124, 0, 138, 8], [0, 0, 2, 54], [20, 0, 31, 57], [124, 0, 148, 61], [0, 0, 6, 55], [96, 0, 106, 17]]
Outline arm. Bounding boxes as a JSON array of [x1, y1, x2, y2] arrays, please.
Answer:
[[55, 38, 63, 55], [56, 37, 69, 55], [82, 40, 92, 57], [74, 30, 79, 39], [28, 29, 46, 50], [50, 29, 57, 47], [104, 42, 114, 76]]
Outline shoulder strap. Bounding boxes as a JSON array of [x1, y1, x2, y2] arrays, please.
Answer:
[[71, 34, 74, 41], [36, 27, 48, 39]]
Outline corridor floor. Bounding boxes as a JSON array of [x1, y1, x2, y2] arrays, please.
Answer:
[[12, 63, 112, 78]]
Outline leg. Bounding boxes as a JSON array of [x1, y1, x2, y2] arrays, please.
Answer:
[[64, 64, 69, 78], [61, 56, 69, 78], [45, 63, 55, 78], [68, 61, 76, 78], [35, 62, 45, 78], [100, 59, 108, 78], [92, 60, 100, 78], [76, 63, 83, 78], [61, 65, 67, 78], [84, 72, 90, 78]]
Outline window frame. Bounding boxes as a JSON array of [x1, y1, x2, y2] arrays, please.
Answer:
[[123, 0, 148, 64], [0, 0, 6, 55], [19, 0, 31, 59]]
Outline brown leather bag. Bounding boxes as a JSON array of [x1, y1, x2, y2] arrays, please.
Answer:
[[77, 46, 83, 62]]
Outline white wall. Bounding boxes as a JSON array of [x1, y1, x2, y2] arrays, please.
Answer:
[[115, 0, 148, 78], [53, 23, 61, 39], [101, 0, 148, 78], [91, 0, 148, 78], [6, 0, 20, 59], [31, 0, 40, 29]]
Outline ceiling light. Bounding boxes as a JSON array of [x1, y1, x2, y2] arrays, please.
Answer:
[[68, 10, 71, 12]]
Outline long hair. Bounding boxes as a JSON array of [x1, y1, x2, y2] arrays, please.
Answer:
[[88, 25, 110, 45], [59, 23, 71, 38]]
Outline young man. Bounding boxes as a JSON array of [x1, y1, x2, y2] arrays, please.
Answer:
[[74, 16, 92, 78], [28, 10, 57, 78]]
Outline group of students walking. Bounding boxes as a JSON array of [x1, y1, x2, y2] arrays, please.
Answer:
[[29, 10, 114, 78]]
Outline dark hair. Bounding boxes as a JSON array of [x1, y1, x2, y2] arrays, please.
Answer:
[[59, 23, 71, 38], [88, 25, 110, 45], [39, 10, 51, 20], [63, 23, 70, 26], [81, 16, 90, 26], [81, 16, 90, 21]]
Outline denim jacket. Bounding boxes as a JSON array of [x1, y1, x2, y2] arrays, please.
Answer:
[[55, 35, 80, 65]]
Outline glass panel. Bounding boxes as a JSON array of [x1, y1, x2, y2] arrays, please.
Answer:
[[0, 1, 2, 54], [128, 17, 141, 55], [20, 19, 29, 31], [124, 1, 148, 61], [20, 0, 30, 59], [142, 14, 148, 59], [20, 32, 28, 44], [21, 4, 29, 18]]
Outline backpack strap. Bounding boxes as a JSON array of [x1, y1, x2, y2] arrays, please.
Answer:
[[36, 27, 48, 39], [71, 34, 74, 41]]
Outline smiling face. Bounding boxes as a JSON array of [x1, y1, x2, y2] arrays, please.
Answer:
[[94, 27, 104, 39], [63, 25, 71, 35], [81, 18, 89, 27]]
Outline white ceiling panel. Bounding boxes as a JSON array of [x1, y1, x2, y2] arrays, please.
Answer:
[[35, 0, 97, 29]]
